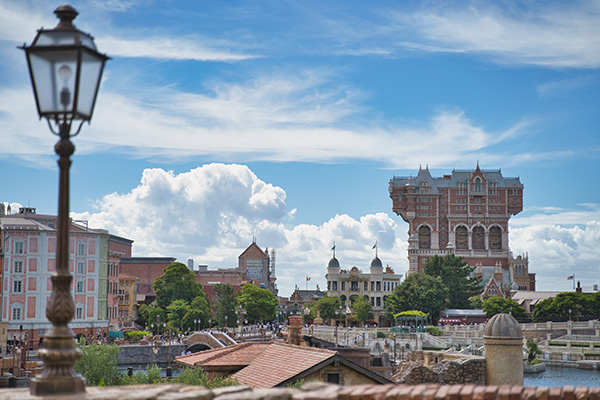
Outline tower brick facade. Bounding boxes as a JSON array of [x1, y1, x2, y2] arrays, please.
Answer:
[[389, 164, 535, 296]]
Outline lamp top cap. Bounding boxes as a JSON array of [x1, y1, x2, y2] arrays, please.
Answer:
[[54, 5, 78, 30]]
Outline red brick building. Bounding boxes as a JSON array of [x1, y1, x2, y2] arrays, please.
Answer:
[[389, 164, 535, 296], [119, 257, 176, 306]]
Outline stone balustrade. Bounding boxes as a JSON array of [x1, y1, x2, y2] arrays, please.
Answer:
[[2, 382, 600, 400]]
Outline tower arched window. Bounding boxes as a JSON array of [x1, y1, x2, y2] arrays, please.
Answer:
[[456, 226, 468, 250], [489, 226, 502, 250], [418, 225, 431, 249], [472, 226, 485, 249]]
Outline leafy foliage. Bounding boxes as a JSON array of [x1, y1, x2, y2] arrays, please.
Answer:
[[173, 366, 239, 387], [128, 365, 162, 385], [124, 330, 151, 342], [213, 283, 237, 327], [352, 297, 373, 325], [74, 337, 124, 386], [315, 296, 341, 321], [153, 262, 205, 309], [385, 273, 448, 322], [532, 291, 600, 322], [423, 255, 482, 309], [237, 283, 278, 323], [482, 297, 527, 320], [427, 326, 444, 336], [526, 341, 542, 364]]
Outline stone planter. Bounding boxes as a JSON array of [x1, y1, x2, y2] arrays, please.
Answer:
[[523, 363, 546, 373]]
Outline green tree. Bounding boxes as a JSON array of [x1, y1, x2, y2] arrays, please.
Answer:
[[315, 295, 341, 321], [182, 295, 211, 331], [385, 273, 448, 322], [526, 341, 542, 364], [532, 292, 594, 322], [213, 283, 237, 328], [153, 262, 205, 309], [423, 254, 482, 309], [468, 295, 484, 309], [482, 296, 527, 320], [74, 338, 123, 386], [352, 297, 373, 325], [167, 299, 190, 331], [237, 283, 278, 323]]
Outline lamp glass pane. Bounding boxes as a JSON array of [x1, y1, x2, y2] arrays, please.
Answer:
[[28, 48, 78, 118], [75, 50, 104, 119], [36, 30, 97, 50]]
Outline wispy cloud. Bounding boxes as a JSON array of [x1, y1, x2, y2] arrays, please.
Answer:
[[537, 75, 599, 96], [0, 68, 572, 169], [388, 1, 600, 68], [100, 36, 256, 62]]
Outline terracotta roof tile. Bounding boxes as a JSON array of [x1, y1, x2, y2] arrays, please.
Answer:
[[232, 343, 335, 388]]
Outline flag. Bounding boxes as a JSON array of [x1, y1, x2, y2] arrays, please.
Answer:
[[306, 277, 311, 281], [567, 275, 574, 280], [372, 242, 377, 249], [331, 245, 335, 250]]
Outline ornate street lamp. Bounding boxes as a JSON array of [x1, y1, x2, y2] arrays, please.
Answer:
[[22, 5, 109, 396]]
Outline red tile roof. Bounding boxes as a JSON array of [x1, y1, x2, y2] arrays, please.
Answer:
[[176, 341, 336, 388]]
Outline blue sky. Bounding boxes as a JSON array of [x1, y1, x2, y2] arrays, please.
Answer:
[[1, 0, 599, 297]]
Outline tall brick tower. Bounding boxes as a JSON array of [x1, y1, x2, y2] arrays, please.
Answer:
[[389, 164, 535, 295]]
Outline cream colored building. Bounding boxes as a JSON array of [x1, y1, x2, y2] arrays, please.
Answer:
[[325, 253, 402, 326]]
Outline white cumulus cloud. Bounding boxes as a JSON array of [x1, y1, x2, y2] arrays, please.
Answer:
[[72, 163, 409, 296]]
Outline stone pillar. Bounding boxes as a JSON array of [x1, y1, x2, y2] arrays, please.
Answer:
[[287, 316, 303, 346], [484, 313, 524, 386]]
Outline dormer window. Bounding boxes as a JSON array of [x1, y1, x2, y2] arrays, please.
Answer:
[[474, 177, 482, 193]]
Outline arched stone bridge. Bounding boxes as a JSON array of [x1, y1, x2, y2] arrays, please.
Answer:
[[185, 332, 236, 352]]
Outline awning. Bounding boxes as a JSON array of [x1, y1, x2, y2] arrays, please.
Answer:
[[108, 331, 124, 338]]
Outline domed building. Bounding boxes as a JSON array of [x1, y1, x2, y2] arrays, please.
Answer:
[[325, 247, 402, 326]]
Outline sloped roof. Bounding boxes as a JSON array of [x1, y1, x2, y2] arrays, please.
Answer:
[[177, 342, 336, 388]]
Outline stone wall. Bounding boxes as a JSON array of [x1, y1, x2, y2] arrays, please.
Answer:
[[116, 344, 187, 365], [393, 350, 486, 385], [2, 382, 600, 400]]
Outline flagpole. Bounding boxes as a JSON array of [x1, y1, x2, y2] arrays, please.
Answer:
[[573, 274, 575, 290]]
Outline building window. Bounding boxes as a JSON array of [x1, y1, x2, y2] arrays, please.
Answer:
[[350, 281, 358, 291], [376, 281, 381, 291], [363, 281, 368, 291], [418, 225, 431, 249], [13, 280, 23, 293], [77, 261, 85, 275], [12, 307, 22, 320], [371, 297, 375, 306], [14, 260, 24, 273], [327, 281, 331, 290], [474, 178, 482, 193], [76, 306, 83, 320], [376, 297, 381, 307], [15, 241, 24, 254], [489, 226, 502, 250], [341, 281, 345, 291], [472, 226, 485, 249], [76, 280, 84, 293], [456, 226, 468, 249], [332, 281, 338, 291], [325, 372, 341, 384], [77, 243, 85, 256]]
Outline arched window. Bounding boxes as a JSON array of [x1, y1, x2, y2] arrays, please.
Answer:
[[418, 226, 431, 249], [472, 226, 485, 249], [474, 178, 481, 193], [489, 226, 502, 250], [456, 226, 468, 250]]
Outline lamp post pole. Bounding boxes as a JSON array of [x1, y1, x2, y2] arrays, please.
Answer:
[[22, 5, 109, 396]]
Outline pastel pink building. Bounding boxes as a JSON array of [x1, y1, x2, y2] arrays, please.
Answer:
[[0, 206, 132, 346]]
